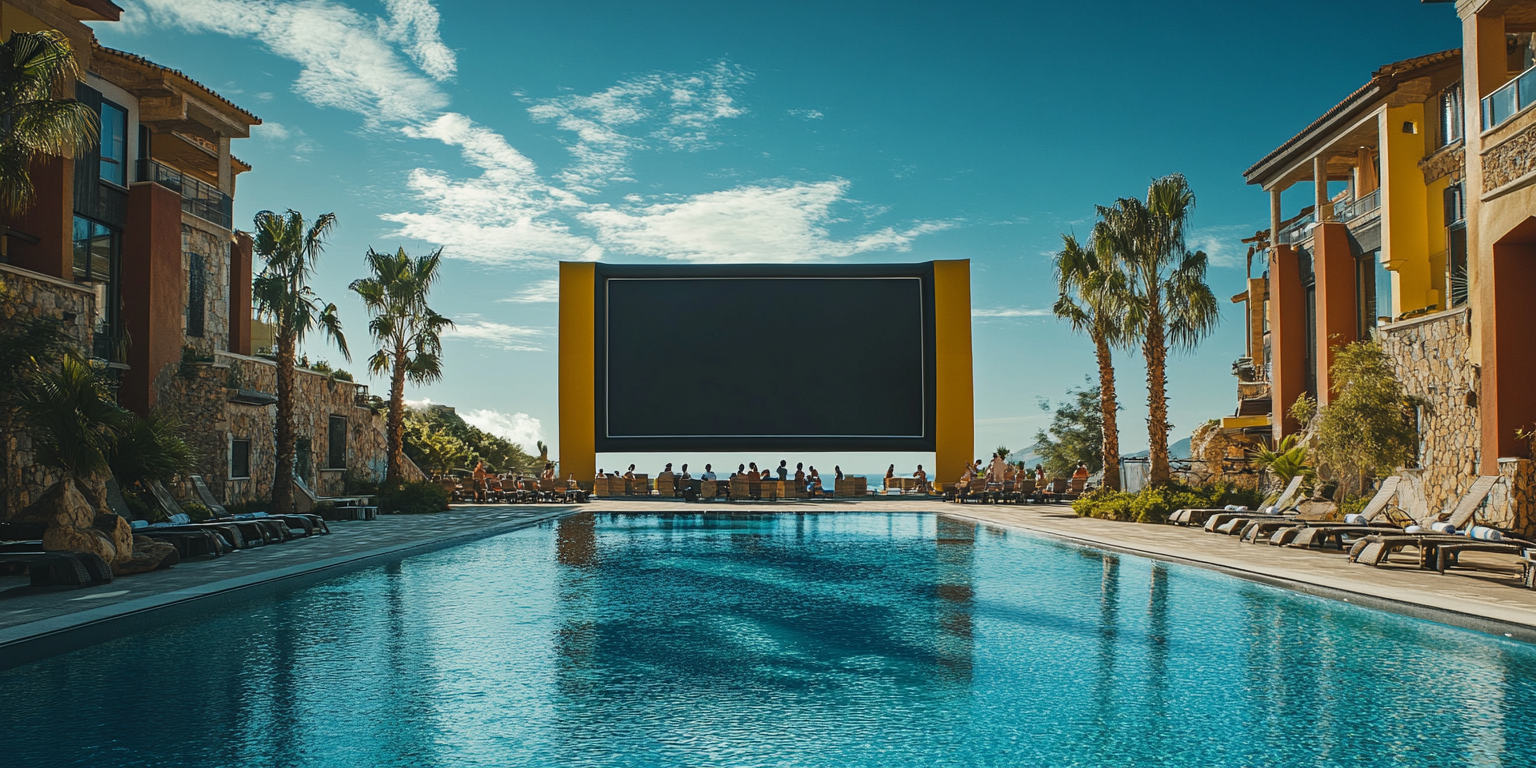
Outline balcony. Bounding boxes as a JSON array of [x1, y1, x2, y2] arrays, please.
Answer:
[[136, 159, 233, 230], [1276, 212, 1315, 246], [1333, 189, 1380, 224], [1481, 64, 1536, 131]]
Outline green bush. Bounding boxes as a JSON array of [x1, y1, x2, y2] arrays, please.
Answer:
[[342, 471, 379, 495], [181, 502, 213, 522], [379, 481, 450, 514], [1072, 481, 1264, 525], [1337, 494, 1368, 519]]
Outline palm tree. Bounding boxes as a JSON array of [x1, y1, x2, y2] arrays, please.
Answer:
[[0, 30, 99, 215], [1053, 233, 1128, 491], [1094, 174, 1220, 486], [252, 210, 348, 513], [349, 246, 453, 486]]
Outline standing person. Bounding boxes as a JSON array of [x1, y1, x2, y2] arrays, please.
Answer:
[[777, 460, 789, 482], [624, 464, 637, 480], [472, 461, 488, 502]]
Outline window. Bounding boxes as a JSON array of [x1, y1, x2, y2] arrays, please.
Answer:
[[1448, 224, 1469, 308], [230, 438, 251, 479], [1438, 84, 1463, 148], [99, 101, 127, 186], [327, 415, 348, 469], [73, 216, 120, 360], [1357, 250, 1391, 339], [187, 252, 205, 337], [1444, 183, 1465, 225]]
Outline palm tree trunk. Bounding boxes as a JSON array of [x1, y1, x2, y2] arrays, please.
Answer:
[[1143, 305, 1171, 486], [272, 333, 296, 513], [1094, 332, 1121, 491], [386, 342, 408, 486]]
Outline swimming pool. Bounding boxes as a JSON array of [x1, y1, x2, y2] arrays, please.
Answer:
[[2, 511, 1534, 767]]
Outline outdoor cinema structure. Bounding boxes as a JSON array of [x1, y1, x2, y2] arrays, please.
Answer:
[[558, 260, 975, 488]]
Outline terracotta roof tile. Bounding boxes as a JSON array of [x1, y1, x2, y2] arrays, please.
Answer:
[[92, 42, 261, 126]]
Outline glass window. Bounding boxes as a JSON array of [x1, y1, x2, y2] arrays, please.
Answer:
[[1439, 85, 1462, 148], [99, 101, 127, 186], [230, 439, 251, 479], [327, 416, 347, 469], [73, 216, 120, 360], [1357, 250, 1391, 338], [187, 253, 205, 338], [1448, 224, 1468, 308]]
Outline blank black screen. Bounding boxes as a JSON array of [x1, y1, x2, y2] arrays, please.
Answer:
[[598, 271, 932, 451]]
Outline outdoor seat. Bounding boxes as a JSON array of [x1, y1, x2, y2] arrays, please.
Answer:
[[0, 550, 113, 587], [1348, 476, 1514, 571]]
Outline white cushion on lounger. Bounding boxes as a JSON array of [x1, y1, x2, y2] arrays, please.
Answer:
[[1431, 521, 1457, 534], [1344, 513, 1368, 525], [170, 513, 190, 525], [1467, 525, 1503, 541], [1405, 525, 1424, 534]]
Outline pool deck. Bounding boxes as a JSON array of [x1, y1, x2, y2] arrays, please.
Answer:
[[598, 496, 1536, 640], [0, 505, 574, 670]]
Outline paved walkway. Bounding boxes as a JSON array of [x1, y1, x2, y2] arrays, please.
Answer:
[[0, 505, 572, 666]]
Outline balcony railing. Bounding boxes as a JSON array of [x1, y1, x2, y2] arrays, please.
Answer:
[[1333, 189, 1380, 223], [136, 159, 233, 229], [1276, 213, 1315, 246], [1481, 64, 1536, 131]]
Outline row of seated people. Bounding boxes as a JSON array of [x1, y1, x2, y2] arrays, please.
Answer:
[[883, 464, 932, 494], [442, 462, 588, 504], [946, 454, 1092, 503], [597, 461, 849, 499]]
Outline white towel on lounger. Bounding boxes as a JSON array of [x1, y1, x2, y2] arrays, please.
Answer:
[[1431, 521, 1457, 534], [1405, 525, 1423, 534], [1344, 513, 1368, 525], [1467, 525, 1503, 541]]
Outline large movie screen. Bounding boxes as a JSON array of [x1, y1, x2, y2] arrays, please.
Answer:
[[594, 263, 937, 452]]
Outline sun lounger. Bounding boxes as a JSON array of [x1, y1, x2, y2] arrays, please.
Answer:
[[0, 549, 113, 587], [143, 483, 258, 549], [1348, 476, 1513, 569], [1260, 477, 1405, 548], [192, 475, 325, 537], [1172, 475, 1305, 527]]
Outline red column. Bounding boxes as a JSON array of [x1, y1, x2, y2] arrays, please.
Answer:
[[1484, 220, 1536, 470], [2, 157, 74, 280], [120, 183, 184, 415], [229, 232, 252, 355], [1269, 244, 1308, 440], [1312, 222, 1358, 406]]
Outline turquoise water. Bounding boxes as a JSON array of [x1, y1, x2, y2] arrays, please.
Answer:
[[3, 512, 1536, 767]]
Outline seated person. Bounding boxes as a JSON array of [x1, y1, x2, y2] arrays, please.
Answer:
[[795, 462, 806, 483], [542, 462, 556, 481], [759, 466, 773, 481], [777, 460, 789, 482], [835, 465, 845, 481], [567, 474, 579, 488], [733, 463, 748, 479], [914, 465, 928, 492], [623, 464, 637, 480], [1072, 462, 1090, 481], [679, 464, 692, 482], [658, 462, 675, 479], [702, 464, 717, 481], [885, 464, 896, 481], [748, 462, 760, 479]]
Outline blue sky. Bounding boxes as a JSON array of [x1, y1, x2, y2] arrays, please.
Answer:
[[97, 0, 1458, 476]]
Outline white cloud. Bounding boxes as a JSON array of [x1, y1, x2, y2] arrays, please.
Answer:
[[498, 278, 560, 304], [579, 180, 954, 263], [136, 0, 450, 124], [258, 121, 290, 141], [462, 409, 543, 452], [381, 0, 456, 80], [527, 61, 748, 193], [443, 317, 549, 352], [788, 108, 823, 120], [972, 307, 1052, 317], [381, 113, 600, 265], [1188, 225, 1257, 269]]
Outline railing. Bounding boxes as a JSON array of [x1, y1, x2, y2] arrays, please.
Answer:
[[1481, 64, 1536, 131], [1334, 189, 1380, 223], [1276, 213, 1315, 245], [136, 159, 233, 229]]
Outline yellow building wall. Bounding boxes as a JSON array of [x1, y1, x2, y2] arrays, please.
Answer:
[[1381, 103, 1434, 316], [558, 262, 596, 483], [1425, 175, 1450, 308], [933, 259, 974, 488], [0, 4, 52, 37]]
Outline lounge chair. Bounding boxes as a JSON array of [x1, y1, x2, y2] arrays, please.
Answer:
[[1256, 477, 1406, 548], [1178, 475, 1305, 529], [104, 479, 224, 558], [1348, 476, 1526, 569], [0, 546, 114, 587], [192, 475, 325, 537], [143, 482, 263, 549]]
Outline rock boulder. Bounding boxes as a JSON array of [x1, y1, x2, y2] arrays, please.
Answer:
[[112, 535, 180, 576], [12, 478, 94, 530], [40, 524, 117, 565]]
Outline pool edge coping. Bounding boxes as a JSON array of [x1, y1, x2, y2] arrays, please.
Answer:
[[0, 508, 577, 671], [944, 510, 1536, 645]]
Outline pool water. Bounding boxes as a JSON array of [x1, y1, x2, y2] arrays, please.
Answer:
[[3, 512, 1535, 767]]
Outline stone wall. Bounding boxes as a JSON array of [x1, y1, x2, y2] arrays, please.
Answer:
[[153, 352, 412, 506], [180, 220, 230, 357], [0, 265, 95, 515], [1377, 308, 1480, 519], [1179, 420, 1263, 491], [1482, 121, 1536, 193], [1489, 459, 1536, 536]]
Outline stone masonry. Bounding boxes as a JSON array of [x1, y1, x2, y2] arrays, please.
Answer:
[[0, 265, 96, 515]]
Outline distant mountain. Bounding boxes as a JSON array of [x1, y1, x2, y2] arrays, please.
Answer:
[[1005, 443, 1042, 466], [1122, 436, 1192, 461]]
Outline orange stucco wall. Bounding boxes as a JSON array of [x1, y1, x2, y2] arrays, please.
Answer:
[[229, 231, 252, 356], [120, 182, 183, 414], [1269, 244, 1308, 439], [1313, 222, 1358, 405]]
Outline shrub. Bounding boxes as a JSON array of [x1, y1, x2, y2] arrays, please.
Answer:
[[181, 502, 213, 522], [342, 470, 379, 496], [1072, 481, 1263, 524], [1337, 494, 1368, 519], [379, 481, 450, 514]]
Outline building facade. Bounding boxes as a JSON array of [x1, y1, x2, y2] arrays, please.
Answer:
[[1218, 0, 1536, 534], [0, 0, 397, 514]]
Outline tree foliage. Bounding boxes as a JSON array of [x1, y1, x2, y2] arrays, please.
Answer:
[[401, 405, 538, 477], [0, 30, 100, 215], [1033, 379, 1106, 477], [1307, 340, 1417, 492], [1053, 231, 1128, 490]]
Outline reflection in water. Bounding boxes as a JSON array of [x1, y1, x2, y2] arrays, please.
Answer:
[[935, 517, 976, 680], [1092, 553, 1120, 752]]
